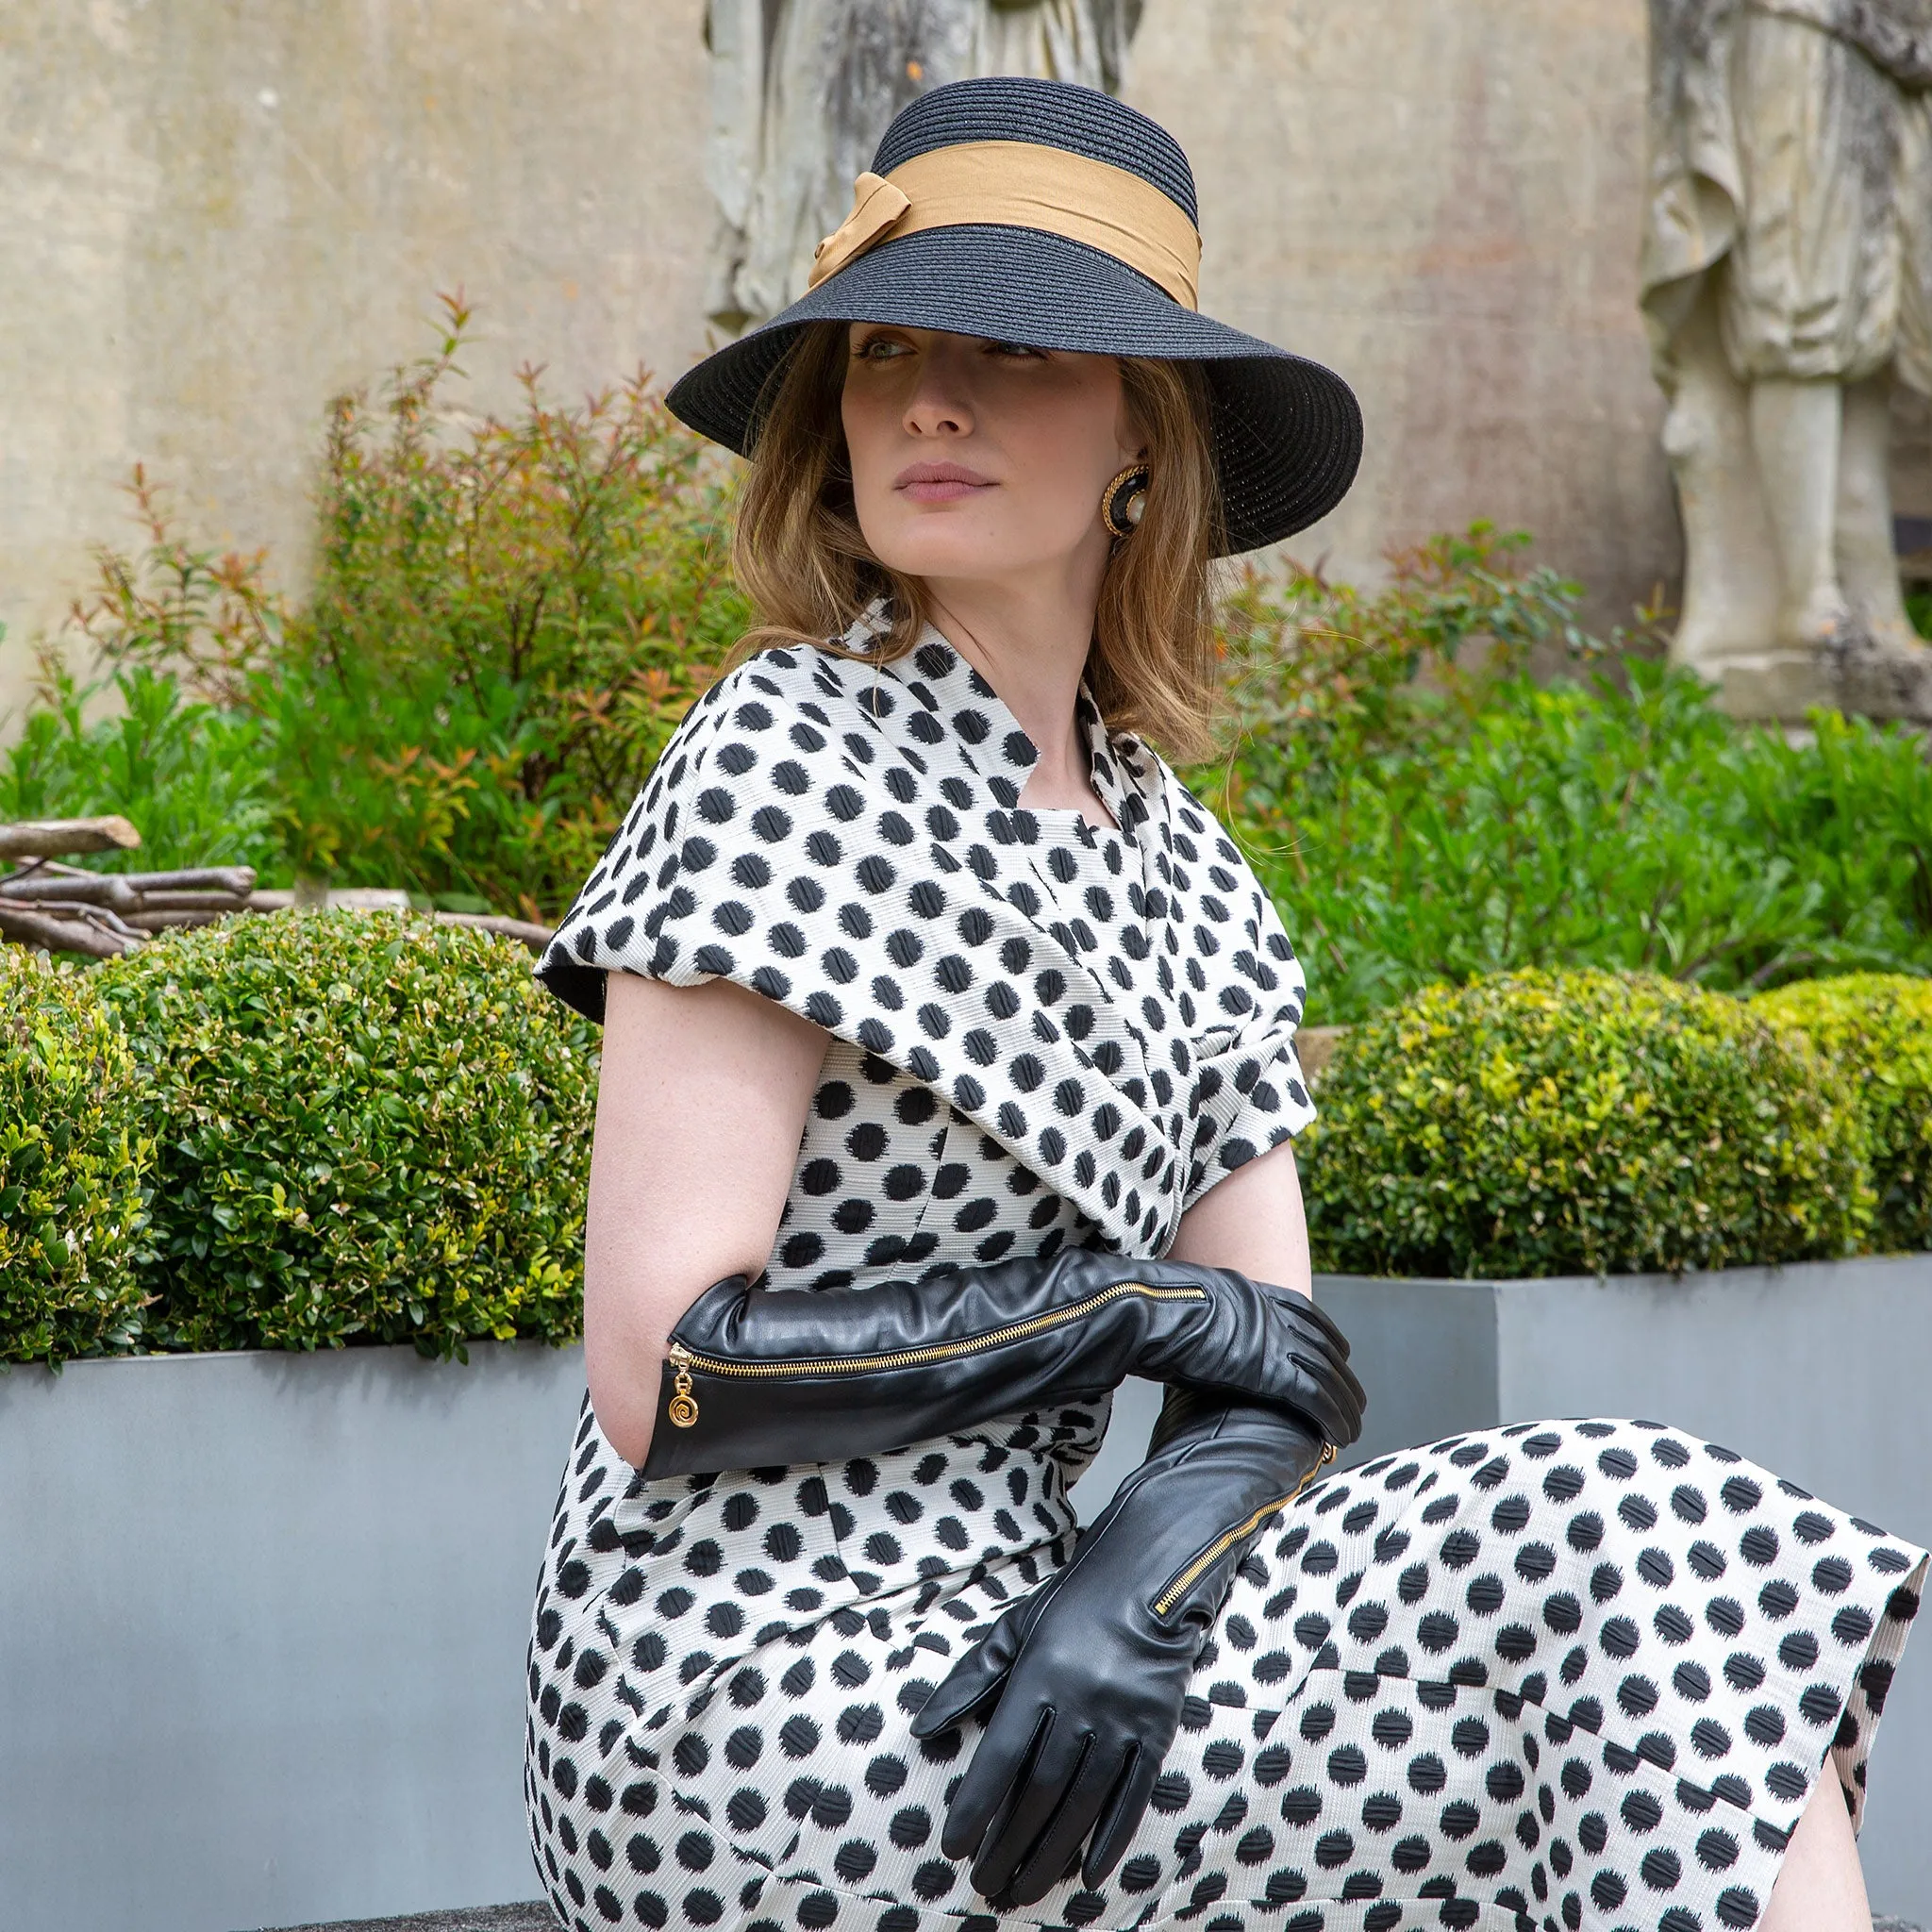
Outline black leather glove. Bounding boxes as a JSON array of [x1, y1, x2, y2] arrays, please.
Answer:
[[641, 1250, 1363, 1479], [908, 1385, 1349, 1907]]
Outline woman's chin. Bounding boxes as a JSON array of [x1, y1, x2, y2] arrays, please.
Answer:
[[873, 534, 1069, 586]]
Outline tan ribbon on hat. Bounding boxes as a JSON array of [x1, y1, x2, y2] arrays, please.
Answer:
[[808, 139, 1201, 308]]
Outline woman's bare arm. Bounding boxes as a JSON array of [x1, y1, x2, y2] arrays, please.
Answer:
[[583, 971, 826, 1466], [1164, 1138, 1313, 1298]]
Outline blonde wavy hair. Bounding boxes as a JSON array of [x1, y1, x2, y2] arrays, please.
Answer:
[[729, 321, 1225, 765]]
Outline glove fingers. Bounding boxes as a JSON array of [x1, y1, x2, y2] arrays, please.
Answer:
[[1235, 1296, 1362, 1447], [969, 1715, 1093, 1903], [940, 1700, 1051, 1863], [1083, 1742, 1159, 1889], [1003, 1736, 1128, 1908], [1331, 1345, 1368, 1426], [1286, 1291, 1351, 1360], [1279, 1362, 1348, 1448], [909, 1607, 1024, 1740], [1345, 1356, 1367, 1414], [1287, 1349, 1365, 1447]]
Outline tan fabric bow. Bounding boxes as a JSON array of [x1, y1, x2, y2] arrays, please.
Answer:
[[806, 141, 1202, 308], [809, 173, 914, 289]]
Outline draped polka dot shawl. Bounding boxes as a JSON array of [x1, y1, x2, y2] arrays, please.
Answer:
[[537, 627, 1315, 1254]]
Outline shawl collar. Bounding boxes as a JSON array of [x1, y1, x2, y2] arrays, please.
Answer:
[[539, 625, 1309, 1255]]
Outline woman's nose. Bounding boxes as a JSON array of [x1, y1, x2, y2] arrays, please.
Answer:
[[902, 345, 975, 438]]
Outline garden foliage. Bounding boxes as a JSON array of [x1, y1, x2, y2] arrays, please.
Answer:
[[1300, 968, 1872, 1279], [1212, 524, 1605, 823], [0, 950, 152, 1363], [1, 651, 282, 878], [0, 463, 285, 875], [1, 926, 1925, 1365], [265, 298, 745, 917], [93, 912, 599, 1358], [48, 295, 745, 920], [1757, 973, 1932, 1256], [1203, 528, 1932, 1021]]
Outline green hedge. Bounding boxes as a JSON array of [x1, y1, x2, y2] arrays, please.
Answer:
[[5, 932, 1925, 1366], [1757, 973, 1932, 1256], [92, 911, 599, 1357], [0, 949, 152, 1363], [1301, 968, 1872, 1278]]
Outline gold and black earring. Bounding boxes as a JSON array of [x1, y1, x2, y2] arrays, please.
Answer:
[[1102, 462, 1150, 538]]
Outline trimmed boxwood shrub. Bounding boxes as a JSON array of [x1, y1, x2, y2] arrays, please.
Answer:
[[95, 910, 598, 1357], [1, 949, 152, 1363], [1301, 968, 1871, 1278], [1757, 973, 1932, 1256]]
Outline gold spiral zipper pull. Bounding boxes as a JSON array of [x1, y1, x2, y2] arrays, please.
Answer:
[[666, 1342, 699, 1428]]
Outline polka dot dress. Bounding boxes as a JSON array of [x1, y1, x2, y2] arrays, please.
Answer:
[[528, 628, 1925, 1932], [538, 625, 1317, 1257]]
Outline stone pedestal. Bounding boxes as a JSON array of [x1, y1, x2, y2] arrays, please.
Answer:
[[1713, 648, 1838, 722], [1711, 634, 1932, 727], [1833, 629, 1932, 720]]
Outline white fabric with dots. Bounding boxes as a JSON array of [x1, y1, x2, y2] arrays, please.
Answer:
[[537, 626, 1315, 1267], [523, 629, 1927, 1932]]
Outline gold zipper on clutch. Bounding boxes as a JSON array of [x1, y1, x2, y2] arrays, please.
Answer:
[[1150, 1441, 1337, 1618], [662, 1281, 1208, 1429]]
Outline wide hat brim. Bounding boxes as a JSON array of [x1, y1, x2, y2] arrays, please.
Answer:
[[664, 224, 1362, 557]]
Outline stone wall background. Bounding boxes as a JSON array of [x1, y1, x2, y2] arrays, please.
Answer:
[[1130, 0, 1675, 625], [0, 0, 715, 738], [2, 0, 1675, 740]]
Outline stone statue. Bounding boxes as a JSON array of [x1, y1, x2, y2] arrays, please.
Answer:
[[1641, 0, 1932, 715], [704, 0, 1144, 335]]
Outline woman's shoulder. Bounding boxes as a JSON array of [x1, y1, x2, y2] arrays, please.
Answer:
[[538, 639, 875, 1019], [676, 639, 847, 734], [1124, 745, 1266, 893], [665, 637, 915, 772], [577, 635, 928, 914]]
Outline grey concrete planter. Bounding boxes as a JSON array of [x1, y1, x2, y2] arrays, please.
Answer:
[[0, 1339, 587, 1932], [1073, 1255, 1932, 1922], [9, 1260, 1929, 1924]]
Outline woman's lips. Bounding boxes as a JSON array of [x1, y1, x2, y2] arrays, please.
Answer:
[[894, 462, 995, 504]]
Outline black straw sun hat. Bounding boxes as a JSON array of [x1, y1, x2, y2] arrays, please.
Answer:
[[664, 77, 1362, 557]]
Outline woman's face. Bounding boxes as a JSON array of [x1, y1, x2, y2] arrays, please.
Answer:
[[840, 325, 1140, 589]]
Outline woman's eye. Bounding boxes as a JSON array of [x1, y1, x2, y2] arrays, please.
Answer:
[[987, 340, 1043, 359], [853, 335, 910, 361]]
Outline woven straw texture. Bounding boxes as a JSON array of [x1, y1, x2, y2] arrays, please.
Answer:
[[664, 78, 1361, 553]]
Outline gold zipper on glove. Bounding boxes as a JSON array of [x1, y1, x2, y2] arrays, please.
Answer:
[[1150, 1442, 1337, 1618], [662, 1281, 1208, 1429]]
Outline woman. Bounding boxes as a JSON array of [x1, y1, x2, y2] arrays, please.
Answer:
[[530, 77, 1923, 1932]]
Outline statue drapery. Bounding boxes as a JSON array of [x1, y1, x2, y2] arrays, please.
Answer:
[[704, 0, 1144, 334], [1641, 0, 1932, 696]]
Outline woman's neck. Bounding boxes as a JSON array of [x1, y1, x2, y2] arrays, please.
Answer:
[[923, 570, 1112, 824]]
